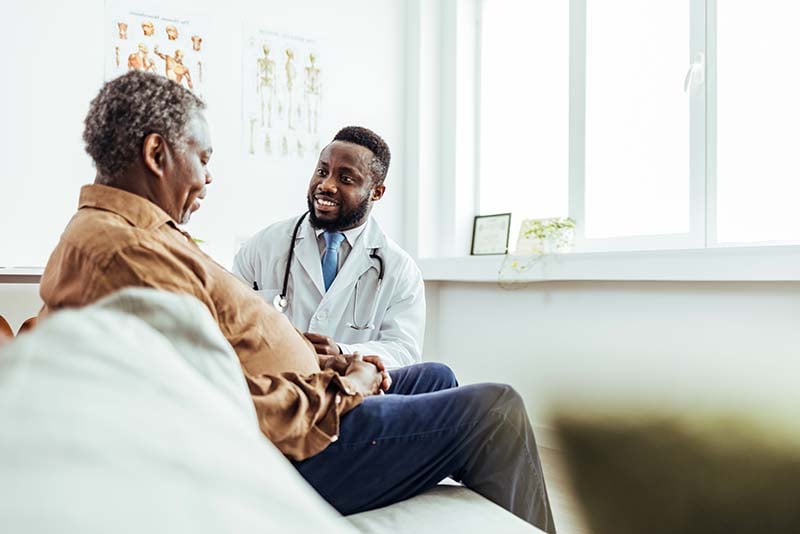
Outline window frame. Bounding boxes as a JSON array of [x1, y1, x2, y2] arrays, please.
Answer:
[[406, 0, 800, 269], [474, 0, 797, 254], [568, 0, 708, 253]]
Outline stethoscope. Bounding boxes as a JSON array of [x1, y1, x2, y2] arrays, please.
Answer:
[[272, 211, 385, 330]]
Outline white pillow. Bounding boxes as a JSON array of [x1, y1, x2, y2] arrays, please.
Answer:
[[0, 288, 357, 534]]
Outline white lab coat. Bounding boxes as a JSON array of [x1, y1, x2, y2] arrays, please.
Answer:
[[232, 215, 425, 369]]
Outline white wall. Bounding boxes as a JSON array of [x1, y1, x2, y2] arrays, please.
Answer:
[[0, 0, 407, 269], [424, 280, 800, 445], [0, 284, 42, 334]]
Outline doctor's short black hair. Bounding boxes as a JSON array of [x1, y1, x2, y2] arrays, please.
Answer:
[[332, 126, 391, 185], [83, 71, 205, 180]]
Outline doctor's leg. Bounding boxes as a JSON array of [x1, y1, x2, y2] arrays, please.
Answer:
[[387, 362, 458, 395], [291, 383, 555, 533]]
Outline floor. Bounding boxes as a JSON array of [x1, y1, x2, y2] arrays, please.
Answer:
[[539, 447, 591, 534]]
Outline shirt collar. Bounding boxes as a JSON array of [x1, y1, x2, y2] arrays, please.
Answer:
[[78, 184, 175, 230], [314, 219, 368, 247]]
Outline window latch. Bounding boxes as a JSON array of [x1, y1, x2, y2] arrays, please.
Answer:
[[683, 52, 705, 93]]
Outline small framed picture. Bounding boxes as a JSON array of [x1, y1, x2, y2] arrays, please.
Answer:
[[471, 213, 512, 255]]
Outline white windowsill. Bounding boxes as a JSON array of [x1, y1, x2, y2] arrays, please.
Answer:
[[418, 245, 800, 283], [0, 267, 44, 283], [0, 267, 44, 275], [5, 246, 800, 284]]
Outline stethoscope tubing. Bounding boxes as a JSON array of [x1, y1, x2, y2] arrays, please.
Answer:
[[279, 211, 309, 306], [275, 212, 385, 330], [347, 277, 383, 330]]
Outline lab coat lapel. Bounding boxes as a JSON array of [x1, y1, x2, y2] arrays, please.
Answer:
[[294, 219, 325, 297]]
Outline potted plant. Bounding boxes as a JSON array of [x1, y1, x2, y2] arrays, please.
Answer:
[[514, 217, 576, 255]]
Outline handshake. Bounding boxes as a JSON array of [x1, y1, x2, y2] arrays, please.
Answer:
[[319, 353, 392, 397]]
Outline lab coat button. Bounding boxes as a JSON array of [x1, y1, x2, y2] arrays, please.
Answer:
[[317, 311, 328, 321]]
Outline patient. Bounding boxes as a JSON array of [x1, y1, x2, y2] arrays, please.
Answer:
[[39, 71, 555, 533]]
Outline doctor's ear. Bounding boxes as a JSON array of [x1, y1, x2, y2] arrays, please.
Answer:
[[371, 184, 386, 201]]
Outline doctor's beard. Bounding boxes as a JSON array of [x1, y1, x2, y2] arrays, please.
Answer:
[[307, 192, 371, 231]]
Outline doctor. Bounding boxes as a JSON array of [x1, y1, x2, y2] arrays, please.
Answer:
[[233, 126, 424, 369]]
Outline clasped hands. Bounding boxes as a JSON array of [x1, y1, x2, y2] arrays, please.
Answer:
[[306, 332, 391, 397]]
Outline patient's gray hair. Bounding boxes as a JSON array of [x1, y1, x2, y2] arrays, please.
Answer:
[[83, 71, 205, 180]]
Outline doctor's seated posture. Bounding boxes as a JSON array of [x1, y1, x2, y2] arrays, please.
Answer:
[[234, 125, 423, 370], [39, 71, 555, 533]]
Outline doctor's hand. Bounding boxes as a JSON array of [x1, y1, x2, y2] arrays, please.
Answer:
[[304, 332, 342, 356], [342, 354, 383, 397]]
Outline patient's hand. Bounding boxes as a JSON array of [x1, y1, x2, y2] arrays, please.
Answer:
[[304, 332, 341, 356], [342, 354, 383, 397], [363, 355, 392, 392], [319, 354, 390, 392], [319, 353, 349, 374]]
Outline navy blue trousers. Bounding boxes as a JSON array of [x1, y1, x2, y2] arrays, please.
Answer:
[[292, 363, 556, 533]]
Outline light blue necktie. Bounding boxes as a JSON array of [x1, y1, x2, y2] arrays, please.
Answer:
[[322, 231, 345, 291]]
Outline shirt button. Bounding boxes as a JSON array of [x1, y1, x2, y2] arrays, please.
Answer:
[[317, 310, 328, 321]]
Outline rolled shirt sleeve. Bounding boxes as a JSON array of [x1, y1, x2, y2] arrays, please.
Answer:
[[245, 369, 363, 461]]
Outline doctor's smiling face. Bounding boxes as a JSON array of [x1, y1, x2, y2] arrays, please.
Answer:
[[307, 126, 389, 231]]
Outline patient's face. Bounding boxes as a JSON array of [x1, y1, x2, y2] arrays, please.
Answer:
[[162, 112, 213, 225]]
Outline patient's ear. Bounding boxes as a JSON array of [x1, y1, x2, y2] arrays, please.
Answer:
[[142, 133, 168, 179]]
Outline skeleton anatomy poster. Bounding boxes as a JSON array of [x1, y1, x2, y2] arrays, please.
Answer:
[[242, 28, 322, 159], [105, 1, 207, 97]]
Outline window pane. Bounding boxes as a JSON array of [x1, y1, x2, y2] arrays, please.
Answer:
[[716, 1, 800, 244], [585, 1, 690, 239], [479, 0, 568, 239]]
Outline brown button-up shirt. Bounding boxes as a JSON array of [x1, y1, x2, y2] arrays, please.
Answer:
[[40, 184, 363, 460]]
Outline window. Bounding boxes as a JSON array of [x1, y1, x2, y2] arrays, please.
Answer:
[[478, 0, 569, 240], [477, 0, 800, 253], [715, 0, 800, 244], [584, 0, 689, 239]]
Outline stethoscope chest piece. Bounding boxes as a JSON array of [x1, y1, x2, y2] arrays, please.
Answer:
[[273, 294, 288, 313]]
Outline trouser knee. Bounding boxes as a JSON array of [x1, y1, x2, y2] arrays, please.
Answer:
[[421, 361, 459, 388], [482, 384, 529, 425]]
